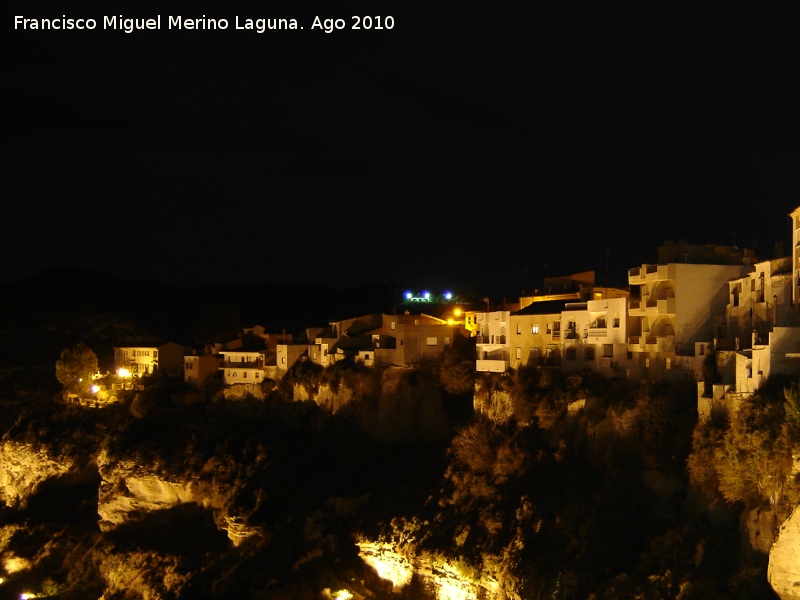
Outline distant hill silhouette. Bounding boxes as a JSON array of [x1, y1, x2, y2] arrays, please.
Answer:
[[0, 268, 396, 368]]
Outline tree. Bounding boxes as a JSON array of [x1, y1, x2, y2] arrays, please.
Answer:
[[55, 342, 98, 395], [436, 333, 476, 396]]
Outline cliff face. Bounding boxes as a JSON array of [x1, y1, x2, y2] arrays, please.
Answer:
[[292, 369, 451, 443], [0, 440, 76, 508], [769, 503, 800, 600], [96, 449, 263, 546], [358, 540, 504, 600]]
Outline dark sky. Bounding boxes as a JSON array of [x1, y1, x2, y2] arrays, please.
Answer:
[[4, 1, 800, 297]]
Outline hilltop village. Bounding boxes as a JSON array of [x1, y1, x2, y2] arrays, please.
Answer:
[[97, 205, 800, 420], [2, 206, 800, 600]]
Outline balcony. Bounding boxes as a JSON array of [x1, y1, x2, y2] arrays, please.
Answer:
[[476, 359, 509, 373], [629, 300, 641, 310], [628, 335, 675, 352], [476, 335, 506, 345], [643, 297, 676, 314], [587, 328, 607, 338], [221, 361, 262, 369], [628, 264, 669, 283]]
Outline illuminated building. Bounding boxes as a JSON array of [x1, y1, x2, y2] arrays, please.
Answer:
[[114, 342, 185, 377]]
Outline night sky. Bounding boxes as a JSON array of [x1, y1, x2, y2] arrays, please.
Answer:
[[5, 1, 800, 297]]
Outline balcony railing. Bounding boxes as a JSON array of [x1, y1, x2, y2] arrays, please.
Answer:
[[588, 328, 607, 338], [476, 335, 506, 345], [476, 359, 509, 373], [221, 361, 262, 369]]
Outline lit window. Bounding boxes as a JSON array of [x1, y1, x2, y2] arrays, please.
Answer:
[[532, 325, 539, 334], [516, 347, 521, 359], [426, 337, 437, 346], [281, 357, 286, 364], [444, 337, 450, 345], [666, 358, 672, 370], [391, 321, 396, 330]]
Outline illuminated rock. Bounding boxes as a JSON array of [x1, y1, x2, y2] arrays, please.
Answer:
[[768, 503, 800, 600], [357, 541, 501, 600], [96, 450, 262, 546], [0, 441, 75, 508]]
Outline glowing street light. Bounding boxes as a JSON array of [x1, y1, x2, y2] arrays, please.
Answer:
[[118, 368, 131, 378], [444, 291, 452, 300], [91, 385, 100, 394]]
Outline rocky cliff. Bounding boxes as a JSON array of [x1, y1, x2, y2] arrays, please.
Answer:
[[291, 368, 452, 442], [0, 440, 76, 508], [769, 503, 800, 600], [96, 449, 263, 546]]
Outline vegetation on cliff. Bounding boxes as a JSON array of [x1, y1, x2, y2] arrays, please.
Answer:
[[0, 356, 798, 598]]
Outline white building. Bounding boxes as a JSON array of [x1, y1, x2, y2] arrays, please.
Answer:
[[560, 297, 629, 377], [220, 350, 267, 385], [114, 342, 185, 377], [627, 262, 750, 379], [726, 256, 795, 350], [475, 310, 511, 372]]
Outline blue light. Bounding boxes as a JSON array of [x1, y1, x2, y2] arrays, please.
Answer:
[[444, 291, 453, 300], [404, 291, 413, 300], [422, 290, 431, 300]]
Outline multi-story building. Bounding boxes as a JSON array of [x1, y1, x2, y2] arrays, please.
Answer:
[[276, 343, 332, 372], [725, 256, 794, 350], [114, 342, 185, 377], [791, 206, 800, 306], [219, 350, 267, 385], [475, 310, 511, 372], [184, 355, 221, 389], [627, 261, 750, 380], [475, 303, 566, 372], [560, 297, 629, 377]]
